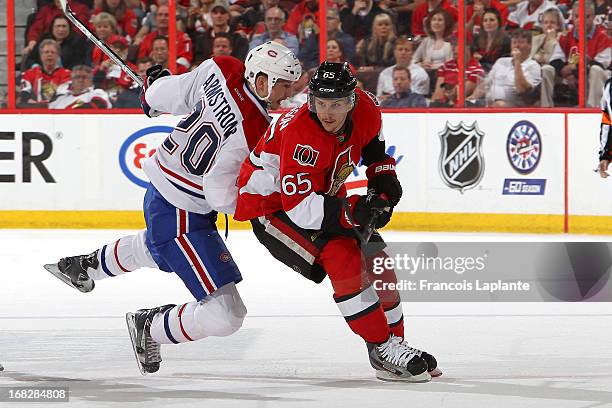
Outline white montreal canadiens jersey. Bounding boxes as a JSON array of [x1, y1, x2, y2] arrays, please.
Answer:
[[142, 56, 271, 214]]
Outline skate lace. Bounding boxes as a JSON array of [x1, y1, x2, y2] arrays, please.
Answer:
[[377, 335, 419, 368]]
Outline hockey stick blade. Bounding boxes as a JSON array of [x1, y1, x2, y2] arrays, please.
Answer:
[[59, 0, 143, 87]]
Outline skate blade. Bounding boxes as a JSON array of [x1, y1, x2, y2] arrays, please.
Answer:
[[375, 370, 432, 383], [43, 264, 93, 293], [429, 367, 443, 377], [125, 312, 147, 377]]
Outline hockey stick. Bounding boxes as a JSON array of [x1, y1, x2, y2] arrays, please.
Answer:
[[58, 0, 144, 87]]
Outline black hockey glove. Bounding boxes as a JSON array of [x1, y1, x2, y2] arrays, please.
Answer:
[[366, 156, 402, 207], [343, 193, 391, 229], [141, 65, 171, 117], [145, 64, 172, 88]]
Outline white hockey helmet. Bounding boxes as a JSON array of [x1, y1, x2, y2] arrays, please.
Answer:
[[244, 41, 302, 100]]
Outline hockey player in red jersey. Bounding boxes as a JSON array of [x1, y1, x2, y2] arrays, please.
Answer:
[[235, 61, 441, 382], [44, 42, 301, 375]]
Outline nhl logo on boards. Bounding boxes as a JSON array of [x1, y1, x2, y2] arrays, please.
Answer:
[[293, 144, 319, 166], [438, 121, 485, 193], [506, 120, 541, 174]]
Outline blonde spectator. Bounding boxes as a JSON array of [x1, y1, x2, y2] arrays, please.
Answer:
[[356, 13, 396, 67], [93, 0, 139, 38], [92, 13, 120, 66], [92, 12, 119, 42]]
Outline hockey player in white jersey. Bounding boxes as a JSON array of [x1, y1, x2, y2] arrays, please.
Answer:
[[44, 42, 301, 375]]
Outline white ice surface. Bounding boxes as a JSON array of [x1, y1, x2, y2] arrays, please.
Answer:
[[1, 230, 611, 408]]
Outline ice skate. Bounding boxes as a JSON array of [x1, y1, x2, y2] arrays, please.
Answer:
[[402, 340, 442, 378], [367, 335, 431, 382], [126, 304, 175, 375], [44, 250, 98, 293]]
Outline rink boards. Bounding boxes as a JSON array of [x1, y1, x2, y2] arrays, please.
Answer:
[[0, 112, 609, 234]]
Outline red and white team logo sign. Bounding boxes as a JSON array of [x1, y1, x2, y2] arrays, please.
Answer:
[[293, 144, 319, 167], [119, 126, 173, 188]]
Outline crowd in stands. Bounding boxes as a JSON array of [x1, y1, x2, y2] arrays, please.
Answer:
[[12, 0, 612, 109]]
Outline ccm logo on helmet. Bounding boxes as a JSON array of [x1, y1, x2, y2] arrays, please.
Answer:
[[293, 144, 320, 167], [267, 50, 278, 57], [318, 87, 335, 92]]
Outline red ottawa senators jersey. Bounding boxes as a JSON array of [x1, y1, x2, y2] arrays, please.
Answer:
[[234, 88, 382, 230]]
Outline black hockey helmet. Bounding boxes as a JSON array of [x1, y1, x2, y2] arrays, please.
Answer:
[[308, 61, 357, 113], [309, 61, 357, 98]]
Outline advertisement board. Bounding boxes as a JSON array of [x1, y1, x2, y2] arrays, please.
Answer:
[[0, 112, 607, 233]]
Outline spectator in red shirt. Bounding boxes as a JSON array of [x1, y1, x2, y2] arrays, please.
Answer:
[[93, 36, 137, 103], [467, 0, 509, 37], [138, 4, 194, 72], [411, 0, 457, 38], [548, 1, 612, 107], [472, 8, 511, 72], [92, 0, 139, 38], [91, 12, 123, 66], [284, 0, 320, 37], [19, 39, 72, 107], [431, 42, 485, 106], [24, 0, 91, 58]]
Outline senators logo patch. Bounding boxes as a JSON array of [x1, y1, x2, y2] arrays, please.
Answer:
[[328, 146, 355, 195], [293, 144, 320, 167]]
